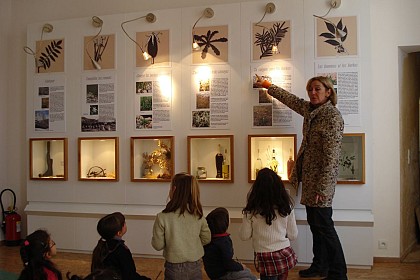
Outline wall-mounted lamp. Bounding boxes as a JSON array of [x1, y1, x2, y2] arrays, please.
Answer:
[[121, 13, 156, 61], [255, 3, 277, 54], [86, 16, 103, 70], [23, 23, 54, 67], [192, 8, 214, 51], [313, 0, 346, 38]]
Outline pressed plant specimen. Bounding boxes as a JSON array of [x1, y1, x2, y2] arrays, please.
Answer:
[[37, 40, 63, 72], [92, 35, 109, 64], [318, 18, 348, 54], [254, 21, 289, 59], [145, 31, 162, 64], [193, 29, 228, 59]]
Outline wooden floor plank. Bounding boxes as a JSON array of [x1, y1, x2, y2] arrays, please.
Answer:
[[2, 244, 420, 279]]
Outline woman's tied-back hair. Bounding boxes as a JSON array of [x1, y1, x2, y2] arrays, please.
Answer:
[[163, 172, 204, 219], [19, 229, 62, 280], [306, 76, 337, 106], [91, 212, 125, 272], [242, 168, 294, 225], [206, 207, 229, 234]]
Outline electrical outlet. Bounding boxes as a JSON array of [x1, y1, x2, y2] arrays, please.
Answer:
[[378, 239, 388, 249]]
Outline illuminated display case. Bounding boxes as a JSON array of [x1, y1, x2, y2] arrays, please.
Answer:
[[248, 134, 297, 182], [187, 135, 234, 183], [337, 133, 365, 184], [131, 136, 174, 182], [78, 137, 119, 181], [29, 138, 68, 180]]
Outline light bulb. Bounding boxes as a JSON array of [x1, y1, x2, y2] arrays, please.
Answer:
[[272, 45, 278, 54], [192, 41, 200, 51], [142, 51, 151, 60], [336, 29, 347, 38], [91, 59, 102, 70]]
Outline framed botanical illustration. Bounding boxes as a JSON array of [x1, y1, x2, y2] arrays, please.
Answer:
[[337, 133, 365, 184], [131, 136, 174, 182], [187, 135, 234, 182], [29, 138, 68, 180], [78, 137, 119, 181], [248, 134, 296, 182]]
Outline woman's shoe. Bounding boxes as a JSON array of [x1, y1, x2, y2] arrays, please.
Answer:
[[299, 267, 328, 278]]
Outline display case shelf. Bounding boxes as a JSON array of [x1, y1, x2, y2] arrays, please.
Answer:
[[29, 138, 68, 180], [187, 135, 234, 183], [248, 134, 297, 182], [131, 136, 174, 182], [78, 137, 119, 181]]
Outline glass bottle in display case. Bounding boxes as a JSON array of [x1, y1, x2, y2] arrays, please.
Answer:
[[269, 149, 279, 174], [222, 148, 230, 179], [287, 148, 295, 179], [215, 144, 223, 178], [254, 149, 263, 177]]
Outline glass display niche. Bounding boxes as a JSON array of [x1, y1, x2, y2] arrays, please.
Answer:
[[78, 137, 119, 181], [248, 134, 297, 182], [188, 135, 234, 183], [131, 136, 174, 182], [29, 138, 68, 180]]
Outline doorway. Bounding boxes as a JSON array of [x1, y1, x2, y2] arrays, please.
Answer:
[[400, 50, 420, 261]]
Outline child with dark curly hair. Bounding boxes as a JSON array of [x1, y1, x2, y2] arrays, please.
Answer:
[[240, 168, 298, 280]]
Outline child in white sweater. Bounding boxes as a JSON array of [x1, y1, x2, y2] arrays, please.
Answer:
[[240, 168, 298, 280]]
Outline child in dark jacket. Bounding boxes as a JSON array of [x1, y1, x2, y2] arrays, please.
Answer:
[[91, 212, 151, 280], [203, 207, 257, 280]]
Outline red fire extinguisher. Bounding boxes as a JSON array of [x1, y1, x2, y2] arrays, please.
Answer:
[[1, 188, 21, 246]]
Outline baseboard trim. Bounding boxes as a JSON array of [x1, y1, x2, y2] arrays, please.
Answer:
[[373, 257, 401, 263]]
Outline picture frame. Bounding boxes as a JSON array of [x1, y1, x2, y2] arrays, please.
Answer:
[[130, 136, 174, 182], [29, 138, 68, 180], [337, 133, 365, 184], [187, 135, 234, 183], [248, 134, 297, 182], [78, 137, 119, 181]]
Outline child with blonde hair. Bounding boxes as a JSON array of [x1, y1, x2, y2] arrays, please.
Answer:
[[152, 172, 211, 280]]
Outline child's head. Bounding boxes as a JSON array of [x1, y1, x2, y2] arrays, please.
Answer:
[[20, 229, 56, 266], [97, 212, 126, 240], [206, 207, 229, 234], [164, 172, 203, 218], [243, 168, 294, 224]]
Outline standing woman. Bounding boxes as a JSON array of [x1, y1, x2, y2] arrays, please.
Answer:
[[255, 76, 347, 280]]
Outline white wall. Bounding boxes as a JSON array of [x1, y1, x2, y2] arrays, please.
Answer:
[[6, 0, 419, 262], [370, 0, 420, 258], [0, 0, 25, 241]]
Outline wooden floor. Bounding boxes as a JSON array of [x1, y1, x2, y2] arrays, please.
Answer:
[[2, 244, 420, 280]]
